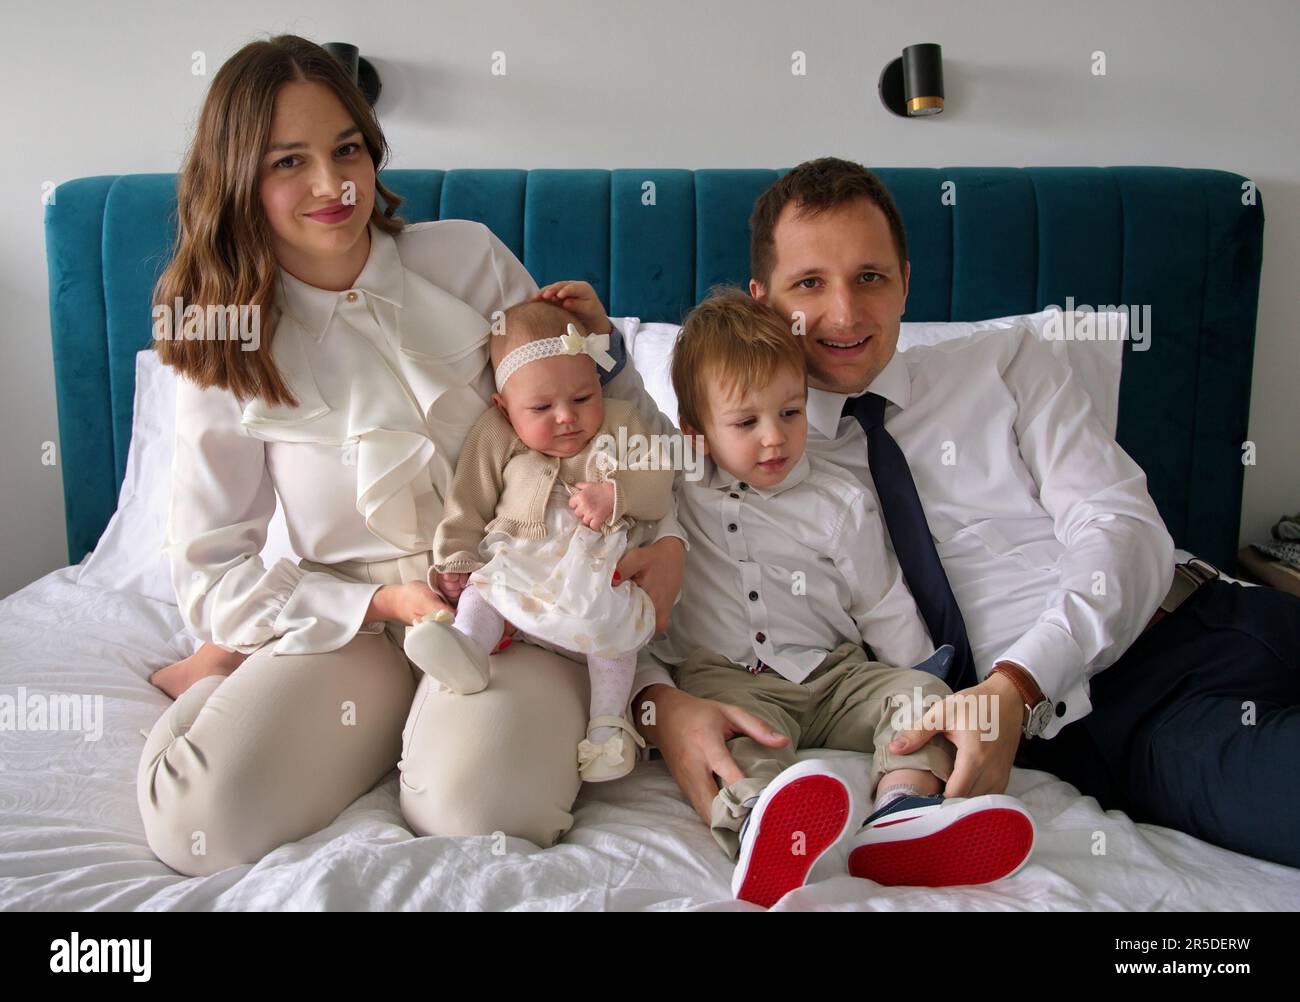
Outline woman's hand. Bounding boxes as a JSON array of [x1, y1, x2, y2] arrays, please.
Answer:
[[633, 684, 790, 823], [532, 280, 612, 335], [570, 480, 615, 530], [366, 581, 454, 627], [615, 536, 684, 634]]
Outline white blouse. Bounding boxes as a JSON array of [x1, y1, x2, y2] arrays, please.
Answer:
[[166, 219, 677, 658]]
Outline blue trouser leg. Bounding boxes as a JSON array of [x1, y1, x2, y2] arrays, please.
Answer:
[[1016, 580, 1300, 868]]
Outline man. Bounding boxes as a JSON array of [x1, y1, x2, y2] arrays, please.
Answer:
[[632, 157, 1300, 869]]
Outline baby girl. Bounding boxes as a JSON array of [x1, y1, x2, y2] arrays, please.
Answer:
[[403, 300, 675, 782]]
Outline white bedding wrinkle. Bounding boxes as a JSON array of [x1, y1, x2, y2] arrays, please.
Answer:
[[1, 566, 1298, 910]]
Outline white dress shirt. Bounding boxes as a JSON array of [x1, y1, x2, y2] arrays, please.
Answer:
[[648, 453, 935, 682], [637, 325, 1175, 739], [167, 219, 679, 658]]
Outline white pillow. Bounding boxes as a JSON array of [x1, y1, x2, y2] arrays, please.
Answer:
[[621, 307, 1126, 438], [899, 306, 1126, 436], [77, 350, 296, 604]]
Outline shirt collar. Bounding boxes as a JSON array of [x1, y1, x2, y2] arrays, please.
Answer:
[[805, 350, 912, 439], [703, 452, 811, 500], [275, 221, 404, 342]]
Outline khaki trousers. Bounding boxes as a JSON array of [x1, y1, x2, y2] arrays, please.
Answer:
[[673, 642, 958, 859], [137, 551, 589, 876]]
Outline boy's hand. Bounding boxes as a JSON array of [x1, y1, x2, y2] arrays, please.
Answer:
[[532, 280, 612, 336], [569, 480, 616, 530], [436, 571, 470, 603]]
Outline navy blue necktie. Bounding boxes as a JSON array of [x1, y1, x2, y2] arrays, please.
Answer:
[[843, 392, 977, 690]]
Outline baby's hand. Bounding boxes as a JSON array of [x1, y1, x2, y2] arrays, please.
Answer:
[[569, 480, 616, 530], [532, 281, 612, 338], [436, 571, 470, 603]]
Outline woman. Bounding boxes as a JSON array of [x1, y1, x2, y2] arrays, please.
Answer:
[[140, 34, 685, 876]]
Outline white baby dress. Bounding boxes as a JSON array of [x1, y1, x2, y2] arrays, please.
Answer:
[[470, 479, 656, 659]]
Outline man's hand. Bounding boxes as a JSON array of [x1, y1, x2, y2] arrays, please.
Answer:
[[633, 683, 789, 823], [532, 280, 612, 336], [569, 480, 616, 530], [889, 672, 1026, 797], [615, 536, 684, 633]]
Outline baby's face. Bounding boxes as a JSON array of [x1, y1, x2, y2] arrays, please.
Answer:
[[691, 363, 808, 490], [493, 352, 605, 458]]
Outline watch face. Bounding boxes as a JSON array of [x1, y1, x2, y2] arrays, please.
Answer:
[[1028, 702, 1052, 736]]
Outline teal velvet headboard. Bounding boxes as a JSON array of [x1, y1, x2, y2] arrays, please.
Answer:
[[44, 167, 1264, 568]]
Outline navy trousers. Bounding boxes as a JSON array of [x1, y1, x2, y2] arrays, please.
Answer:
[[1014, 580, 1300, 869]]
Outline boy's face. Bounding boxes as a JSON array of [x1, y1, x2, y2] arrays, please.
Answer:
[[492, 351, 605, 459], [751, 196, 909, 395], [687, 364, 809, 491]]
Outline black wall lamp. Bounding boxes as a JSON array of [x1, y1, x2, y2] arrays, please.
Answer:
[[324, 42, 382, 106], [879, 43, 944, 117]]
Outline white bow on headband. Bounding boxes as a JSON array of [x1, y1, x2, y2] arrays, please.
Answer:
[[494, 323, 618, 391]]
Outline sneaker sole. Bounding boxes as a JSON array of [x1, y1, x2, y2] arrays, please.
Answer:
[[734, 775, 852, 908], [848, 806, 1034, 887]]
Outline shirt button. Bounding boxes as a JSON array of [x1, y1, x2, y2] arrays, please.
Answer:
[[729, 493, 739, 500], [345, 291, 358, 303], [748, 591, 758, 601], [727, 523, 738, 532], [755, 631, 766, 643], [739, 482, 749, 491], [1056, 702, 1067, 717]]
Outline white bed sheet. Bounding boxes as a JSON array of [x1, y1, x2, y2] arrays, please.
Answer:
[[2, 566, 1298, 911]]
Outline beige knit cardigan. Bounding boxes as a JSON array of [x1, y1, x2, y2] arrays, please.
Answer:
[[433, 397, 675, 573]]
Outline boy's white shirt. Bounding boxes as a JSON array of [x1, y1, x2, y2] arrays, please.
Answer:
[[648, 452, 935, 680]]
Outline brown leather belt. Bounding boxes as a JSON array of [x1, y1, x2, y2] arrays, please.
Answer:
[[1141, 558, 1220, 634]]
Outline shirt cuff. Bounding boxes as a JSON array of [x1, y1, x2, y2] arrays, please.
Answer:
[[270, 572, 384, 657], [650, 509, 689, 552], [992, 621, 1091, 737]]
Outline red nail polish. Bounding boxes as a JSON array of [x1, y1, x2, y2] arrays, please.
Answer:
[[495, 636, 513, 653], [612, 571, 622, 584]]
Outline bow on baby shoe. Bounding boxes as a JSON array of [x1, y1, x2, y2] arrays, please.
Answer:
[[577, 734, 628, 771]]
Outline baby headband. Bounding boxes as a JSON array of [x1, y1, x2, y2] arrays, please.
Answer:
[[494, 323, 617, 392]]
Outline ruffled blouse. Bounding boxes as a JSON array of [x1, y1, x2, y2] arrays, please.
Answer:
[[166, 219, 678, 657]]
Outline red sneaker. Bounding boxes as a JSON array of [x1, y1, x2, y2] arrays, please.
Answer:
[[731, 760, 857, 908], [848, 794, 1035, 887]]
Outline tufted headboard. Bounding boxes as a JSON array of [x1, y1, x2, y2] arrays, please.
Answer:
[[44, 167, 1264, 567]]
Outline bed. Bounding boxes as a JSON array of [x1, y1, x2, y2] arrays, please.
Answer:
[[7, 166, 1295, 911]]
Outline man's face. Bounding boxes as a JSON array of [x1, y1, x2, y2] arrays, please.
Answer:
[[751, 197, 910, 395]]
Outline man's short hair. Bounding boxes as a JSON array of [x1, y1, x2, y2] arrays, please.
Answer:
[[671, 286, 807, 432], [749, 156, 909, 289]]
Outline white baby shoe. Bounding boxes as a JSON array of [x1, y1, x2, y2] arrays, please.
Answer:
[[402, 609, 491, 694], [576, 715, 646, 783]]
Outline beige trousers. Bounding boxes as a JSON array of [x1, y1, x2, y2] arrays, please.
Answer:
[[137, 551, 590, 876], [673, 642, 957, 859]]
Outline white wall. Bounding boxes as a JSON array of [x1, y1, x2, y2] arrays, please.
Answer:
[[3, 0, 1297, 596]]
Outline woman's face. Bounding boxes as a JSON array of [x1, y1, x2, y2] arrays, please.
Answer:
[[258, 80, 376, 286]]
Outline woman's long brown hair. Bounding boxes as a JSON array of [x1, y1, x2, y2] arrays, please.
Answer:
[[153, 34, 406, 406]]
